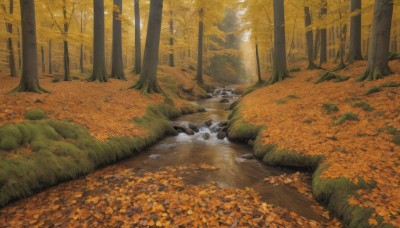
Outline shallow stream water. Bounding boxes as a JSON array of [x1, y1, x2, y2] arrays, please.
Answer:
[[119, 89, 326, 222]]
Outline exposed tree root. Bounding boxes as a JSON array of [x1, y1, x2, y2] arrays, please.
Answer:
[[88, 71, 107, 82], [307, 62, 319, 70], [10, 83, 50, 94], [358, 66, 392, 81], [129, 80, 162, 94], [316, 71, 350, 84], [110, 74, 126, 81], [267, 70, 291, 85], [332, 62, 347, 72]]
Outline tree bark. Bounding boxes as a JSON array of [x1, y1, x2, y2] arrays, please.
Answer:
[[48, 39, 52, 74], [359, 0, 393, 81], [88, 0, 107, 82], [196, 9, 204, 84], [169, 9, 174, 67], [255, 39, 262, 83], [111, 0, 125, 80], [3, 0, 17, 77], [13, 0, 47, 93], [41, 45, 45, 74], [79, 10, 84, 73], [348, 0, 363, 62], [133, 0, 141, 74], [319, 0, 327, 65], [130, 0, 163, 93], [314, 29, 320, 60], [63, 0, 71, 81], [304, 6, 317, 70], [268, 0, 289, 85]]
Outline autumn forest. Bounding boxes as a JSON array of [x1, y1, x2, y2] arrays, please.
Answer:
[[0, 0, 400, 227]]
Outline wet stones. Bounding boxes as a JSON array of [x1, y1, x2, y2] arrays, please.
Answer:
[[202, 133, 211, 140], [219, 98, 230, 104], [205, 120, 213, 127], [188, 123, 200, 133], [173, 125, 195, 135], [240, 154, 254, 160], [217, 131, 227, 140]]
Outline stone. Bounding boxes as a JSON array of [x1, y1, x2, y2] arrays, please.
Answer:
[[217, 131, 226, 140], [202, 133, 211, 140], [240, 154, 254, 159], [188, 123, 199, 133], [220, 98, 230, 103], [205, 120, 213, 127]]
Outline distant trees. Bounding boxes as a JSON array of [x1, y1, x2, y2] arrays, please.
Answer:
[[359, 0, 394, 81], [12, 0, 47, 93], [111, 0, 125, 80], [133, 0, 142, 74], [1, 0, 17, 77], [268, 0, 289, 85], [130, 0, 164, 93], [304, 6, 317, 70], [348, 0, 363, 62], [195, 8, 204, 84], [88, 0, 107, 82]]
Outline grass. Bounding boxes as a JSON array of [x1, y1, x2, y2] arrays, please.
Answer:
[[24, 109, 47, 120], [387, 126, 400, 145], [335, 112, 360, 125], [352, 101, 373, 112], [322, 103, 339, 114], [0, 102, 201, 207], [287, 94, 300, 99]]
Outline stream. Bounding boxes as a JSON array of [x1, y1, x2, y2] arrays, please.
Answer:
[[119, 88, 326, 222]]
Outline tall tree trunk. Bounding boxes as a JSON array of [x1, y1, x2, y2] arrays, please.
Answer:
[[3, 0, 17, 77], [319, 0, 327, 65], [268, 0, 289, 85], [62, 0, 71, 81], [16, 26, 21, 70], [314, 29, 320, 60], [130, 0, 163, 93], [13, 0, 47, 93], [359, 0, 393, 81], [196, 9, 204, 84], [133, 0, 141, 74], [348, 0, 363, 62], [88, 0, 107, 82], [79, 10, 84, 73], [41, 45, 45, 74], [336, 23, 347, 70], [111, 0, 125, 80], [169, 9, 174, 67], [48, 40, 52, 74], [304, 7, 317, 69], [255, 39, 262, 83]]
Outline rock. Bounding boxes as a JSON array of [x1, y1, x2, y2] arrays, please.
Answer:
[[35, 99, 44, 103], [240, 154, 254, 160], [220, 98, 230, 103], [222, 95, 232, 99], [202, 133, 211, 140], [221, 92, 228, 96], [221, 126, 228, 132], [149, 154, 161, 159], [188, 123, 199, 133], [210, 126, 221, 133], [173, 125, 195, 135], [217, 131, 227, 140], [205, 120, 213, 127]]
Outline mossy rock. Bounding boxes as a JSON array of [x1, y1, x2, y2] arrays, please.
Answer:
[[24, 109, 47, 120]]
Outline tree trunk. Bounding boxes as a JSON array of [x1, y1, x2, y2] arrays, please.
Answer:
[[255, 40, 262, 83], [4, 0, 17, 77], [111, 0, 125, 80], [13, 0, 47, 93], [169, 9, 174, 67], [79, 10, 84, 73], [63, 0, 71, 81], [41, 45, 45, 74], [17, 26, 21, 70], [48, 40, 52, 74], [359, 0, 393, 81], [304, 7, 317, 69], [348, 0, 363, 62], [133, 0, 141, 74], [314, 29, 320, 60], [196, 9, 204, 84], [130, 0, 163, 93], [88, 0, 107, 82], [319, 0, 327, 65], [268, 0, 289, 85], [336, 23, 347, 70]]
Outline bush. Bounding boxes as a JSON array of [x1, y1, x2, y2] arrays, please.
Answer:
[[24, 109, 47, 120], [323, 103, 339, 114], [352, 101, 373, 112], [336, 112, 359, 125]]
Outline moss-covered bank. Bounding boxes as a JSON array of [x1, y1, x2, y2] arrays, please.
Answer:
[[227, 104, 392, 227], [0, 103, 203, 207]]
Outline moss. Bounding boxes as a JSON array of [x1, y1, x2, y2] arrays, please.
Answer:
[[289, 67, 301, 72], [275, 99, 287, 104], [387, 126, 400, 145], [364, 87, 381, 96], [336, 112, 359, 125], [0, 137, 19, 151], [322, 103, 339, 114], [227, 107, 263, 143], [352, 101, 373, 112], [287, 94, 300, 99], [24, 109, 47, 120], [381, 82, 400, 88]]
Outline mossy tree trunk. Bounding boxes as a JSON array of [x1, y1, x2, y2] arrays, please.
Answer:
[[88, 0, 107, 82], [2, 0, 17, 77], [12, 0, 47, 93], [319, 0, 327, 65], [359, 0, 393, 81], [111, 0, 125, 80], [133, 0, 141, 74], [268, 0, 289, 85], [304, 6, 318, 70], [348, 0, 363, 62], [130, 0, 163, 94], [196, 9, 204, 84]]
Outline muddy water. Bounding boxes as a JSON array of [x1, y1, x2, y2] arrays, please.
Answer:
[[119, 90, 326, 222]]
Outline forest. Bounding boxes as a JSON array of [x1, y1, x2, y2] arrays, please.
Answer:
[[0, 0, 399, 227]]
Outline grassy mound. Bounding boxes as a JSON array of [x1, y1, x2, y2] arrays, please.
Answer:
[[0, 103, 201, 207], [24, 109, 47, 120]]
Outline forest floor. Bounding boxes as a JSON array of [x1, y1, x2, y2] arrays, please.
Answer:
[[229, 59, 400, 227]]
